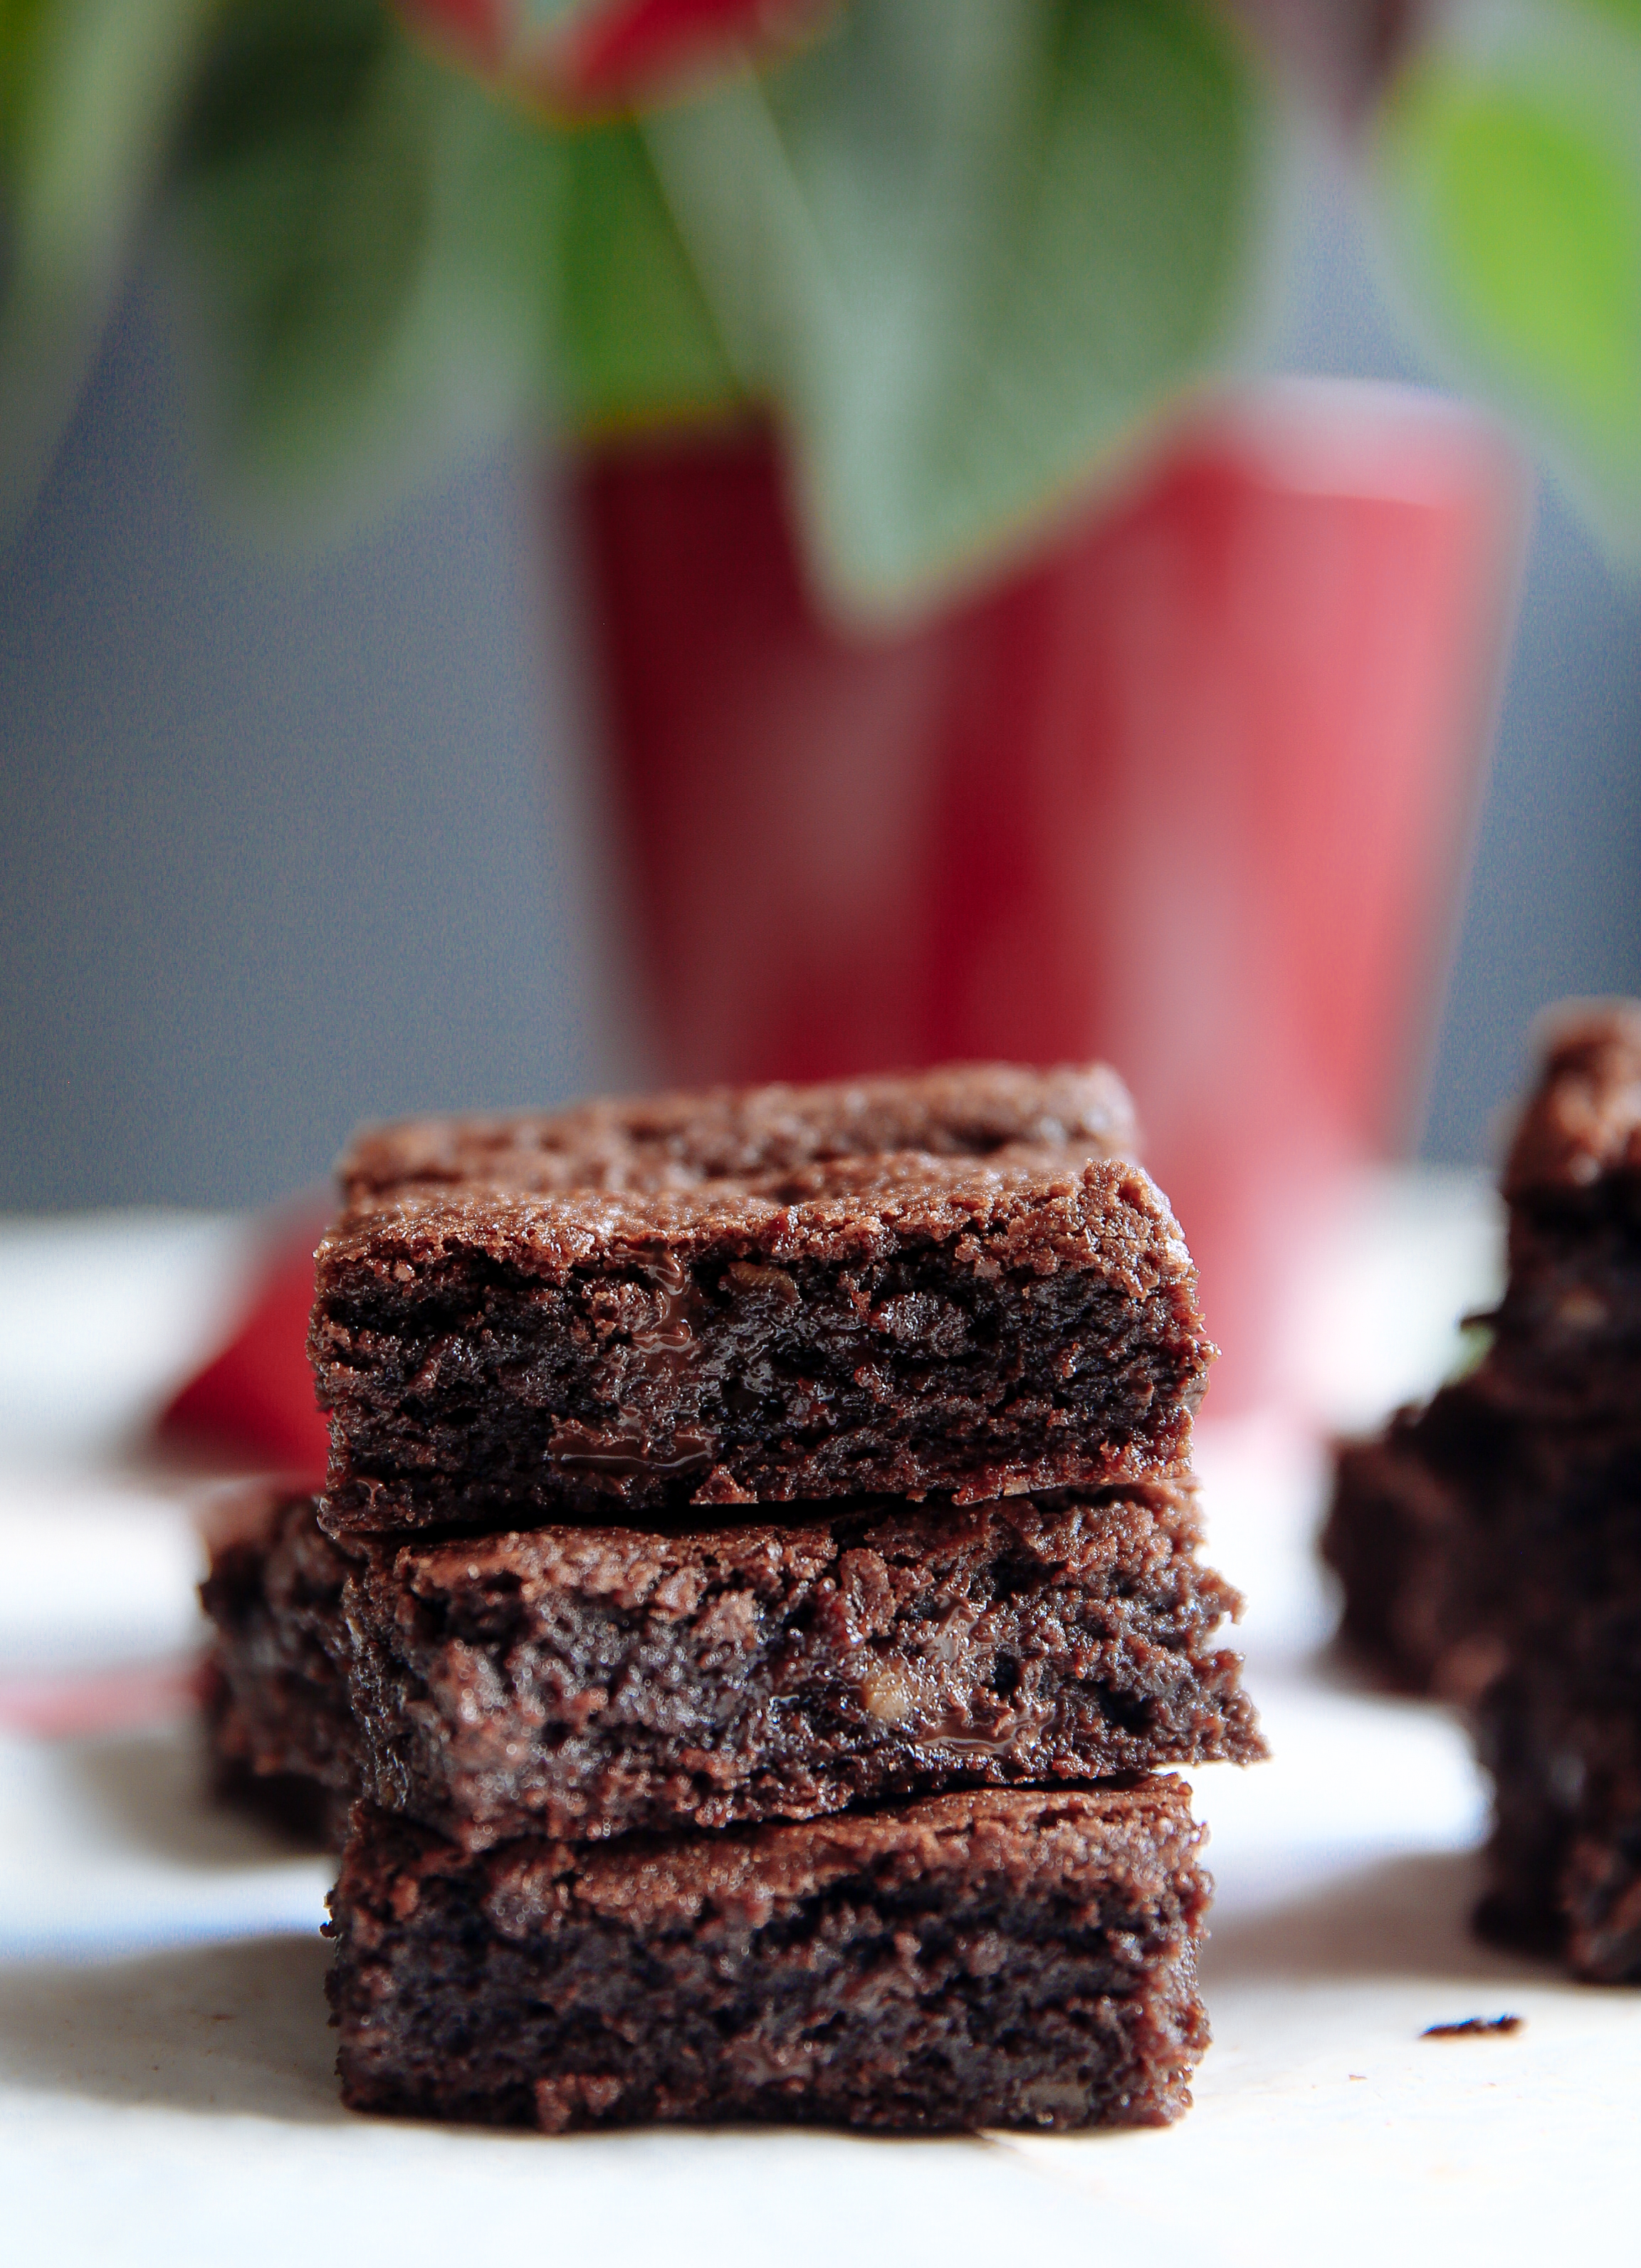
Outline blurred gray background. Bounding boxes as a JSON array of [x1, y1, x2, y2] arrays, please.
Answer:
[[4, 161, 1640, 1213]]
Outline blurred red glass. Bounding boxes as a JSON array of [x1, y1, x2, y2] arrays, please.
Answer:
[[578, 382, 1526, 1406]]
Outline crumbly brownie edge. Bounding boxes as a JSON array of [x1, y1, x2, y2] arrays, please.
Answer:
[[326, 1782, 1213, 2133], [344, 1487, 1263, 1846]]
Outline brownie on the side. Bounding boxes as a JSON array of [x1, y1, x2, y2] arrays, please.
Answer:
[[199, 1488, 357, 1800], [313, 1109, 1212, 1535], [1469, 1423, 1641, 1979], [342, 1483, 1262, 1846], [1322, 1003, 1641, 1977], [1475, 1663, 1641, 1983], [327, 1780, 1212, 2132]]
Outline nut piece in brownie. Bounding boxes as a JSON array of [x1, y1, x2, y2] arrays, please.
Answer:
[[342, 1483, 1262, 1846], [1321, 1003, 1641, 1976], [327, 1780, 1212, 2132], [199, 1489, 357, 1822], [311, 1064, 1213, 1534]]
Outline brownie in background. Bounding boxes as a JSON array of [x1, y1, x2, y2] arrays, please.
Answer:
[[1322, 1003, 1641, 1977], [200, 1489, 357, 1810]]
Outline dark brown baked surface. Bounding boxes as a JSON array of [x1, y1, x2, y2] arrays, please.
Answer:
[[342, 1483, 1262, 1846], [1321, 1384, 1523, 1700], [326, 1780, 1212, 2133], [199, 1488, 357, 1799], [1321, 1421, 1454, 1693], [337, 1062, 1139, 1203], [313, 1149, 1212, 1534]]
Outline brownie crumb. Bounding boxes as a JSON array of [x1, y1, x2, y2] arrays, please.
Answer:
[[1421, 2014, 1524, 2039]]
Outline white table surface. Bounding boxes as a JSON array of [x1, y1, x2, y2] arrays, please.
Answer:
[[1, 1179, 1632, 2267]]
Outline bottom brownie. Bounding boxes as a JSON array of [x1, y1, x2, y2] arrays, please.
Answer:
[[327, 1779, 1211, 2133]]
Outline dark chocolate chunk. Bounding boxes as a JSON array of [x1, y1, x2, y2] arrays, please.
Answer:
[[1421, 2014, 1523, 2039]]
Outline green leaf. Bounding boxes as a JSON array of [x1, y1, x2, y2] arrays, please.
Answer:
[[165, 0, 561, 530], [645, 0, 1274, 620], [552, 119, 741, 435], [0, 0, 222, 535], [1373, 0, 1641, 545]]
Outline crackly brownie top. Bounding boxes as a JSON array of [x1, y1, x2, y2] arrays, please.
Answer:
[[353, 1780, 1200, 1938], [1505, 1002, 1641, 1198], [318, 1150, 1192, 1300], [337, 1062, 1138, 1205]]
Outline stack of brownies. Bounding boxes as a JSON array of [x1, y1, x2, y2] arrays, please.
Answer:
[[204, 1063, 1263, 2129], [1323, 1004, 1641, 1982]]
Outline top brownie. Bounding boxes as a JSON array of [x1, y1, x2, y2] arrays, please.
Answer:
[[312, 1064, 1214, 1532]]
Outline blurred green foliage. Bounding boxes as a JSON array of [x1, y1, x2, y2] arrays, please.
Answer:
[[3, 0, 1641, 612], [0, 0, 220, 526], [551, 120, 739, 434], [1373, 0, 1641, 548], [171, 0, 557, 522], [646, 0, 1267, 612]]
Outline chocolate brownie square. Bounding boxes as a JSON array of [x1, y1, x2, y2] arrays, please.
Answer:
[[326, 1780, 1212, 2132], [342, 1482, 1262, 1846], [310, 1065, 1213, 1535]]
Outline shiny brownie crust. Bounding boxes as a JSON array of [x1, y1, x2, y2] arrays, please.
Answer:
[[327, 1781, 1212, 2133]]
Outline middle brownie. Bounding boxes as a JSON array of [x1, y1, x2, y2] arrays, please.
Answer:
[[340, 1482, 1262, 1847]]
